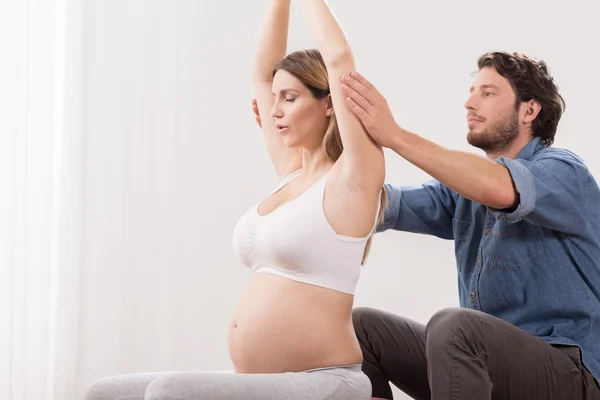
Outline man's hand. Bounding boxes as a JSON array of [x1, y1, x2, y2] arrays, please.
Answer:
[[341, 71, 400, 149], [252, 99, 262, 128]]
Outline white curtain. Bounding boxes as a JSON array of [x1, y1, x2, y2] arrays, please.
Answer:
[[0, 0, 84, 399]]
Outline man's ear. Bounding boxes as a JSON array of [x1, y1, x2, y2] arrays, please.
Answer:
[[523, 99, 541, 124]]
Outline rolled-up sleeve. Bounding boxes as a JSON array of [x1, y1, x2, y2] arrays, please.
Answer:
[[490, 153, 590, 234], [377, 180, 457, 239]]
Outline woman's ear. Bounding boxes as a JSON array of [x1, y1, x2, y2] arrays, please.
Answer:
[[325, 94, 334, 117]]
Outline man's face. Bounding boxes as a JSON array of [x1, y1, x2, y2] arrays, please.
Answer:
[[464, 67, 520, 154]]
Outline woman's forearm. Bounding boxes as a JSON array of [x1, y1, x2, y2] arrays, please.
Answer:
[[252, 0, 291, 83], [300, 0, 353, 67]]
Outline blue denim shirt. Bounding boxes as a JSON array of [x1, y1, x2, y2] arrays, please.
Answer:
[[379, 137, 600, 384]]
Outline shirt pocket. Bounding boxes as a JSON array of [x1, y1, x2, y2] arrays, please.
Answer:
[[488, 219, 545, 270], [452, 218, 472, 268]]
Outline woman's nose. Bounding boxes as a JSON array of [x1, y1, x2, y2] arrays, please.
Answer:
[[270, 106, 283, 119]]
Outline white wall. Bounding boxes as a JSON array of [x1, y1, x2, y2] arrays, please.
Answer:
[[77, 0, 600, 398]]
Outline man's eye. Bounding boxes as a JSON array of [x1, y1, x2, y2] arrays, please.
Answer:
[[285, 98, 296, 102]]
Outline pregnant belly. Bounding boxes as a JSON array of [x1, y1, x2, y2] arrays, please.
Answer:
[[228, 273, 362, 373]]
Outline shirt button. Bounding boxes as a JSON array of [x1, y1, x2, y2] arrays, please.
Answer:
[[471, 291, 477, 299], [485, 228, 491, 235]]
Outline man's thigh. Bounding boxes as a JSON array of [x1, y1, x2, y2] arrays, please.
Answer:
[[427, 308, 599, 399]]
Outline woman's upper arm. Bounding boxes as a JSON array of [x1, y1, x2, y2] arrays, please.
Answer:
[[254, 81, 302, 181], [327, 58, 385, 189]]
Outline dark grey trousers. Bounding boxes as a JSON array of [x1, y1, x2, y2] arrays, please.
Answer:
[[352, 307, 600, 400]]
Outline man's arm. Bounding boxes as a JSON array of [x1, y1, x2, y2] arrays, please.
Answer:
[[341, 72, 518, 210], [382, 151, 593, 236], [488, 153, 591, 234], [380, 181, 458, 239], [387, 127, 518, 210]]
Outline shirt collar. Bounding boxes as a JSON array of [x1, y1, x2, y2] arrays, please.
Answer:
[[515, 136, 545, 161]]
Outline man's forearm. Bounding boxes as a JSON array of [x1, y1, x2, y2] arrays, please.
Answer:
[[389, 126, 518, 209]]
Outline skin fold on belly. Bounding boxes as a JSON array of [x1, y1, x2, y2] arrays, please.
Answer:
[[228, 274, 363, 373]]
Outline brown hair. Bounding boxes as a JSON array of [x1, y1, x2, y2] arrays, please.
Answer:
[[274, 49, 386, 264], [477, 51, 566, 146]]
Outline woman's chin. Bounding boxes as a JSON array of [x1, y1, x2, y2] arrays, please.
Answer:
[[281, 137, 300, 148]]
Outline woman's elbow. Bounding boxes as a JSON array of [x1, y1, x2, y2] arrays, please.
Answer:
[[324, 47, 355, 70], [252, 71, 273, 85]]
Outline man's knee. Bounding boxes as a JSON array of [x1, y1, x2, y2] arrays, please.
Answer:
[[427, 308, 476, 342], [352, 307, 382, 335], [425, 307, 481, 351]]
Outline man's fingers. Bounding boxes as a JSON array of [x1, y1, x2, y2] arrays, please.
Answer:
[[341, 74, 373, 105], [345, 96, 370, 122], [349, 71, 375, 92], [342, 84, 373, 115]]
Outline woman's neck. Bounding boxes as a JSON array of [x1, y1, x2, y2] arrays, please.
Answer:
[[300, 148, 333, 179]]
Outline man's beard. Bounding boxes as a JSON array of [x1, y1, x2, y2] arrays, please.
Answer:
[[467, 110, 519, 155]]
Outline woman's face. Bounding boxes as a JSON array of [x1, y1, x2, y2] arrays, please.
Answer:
[[271, 69, 332, 150]]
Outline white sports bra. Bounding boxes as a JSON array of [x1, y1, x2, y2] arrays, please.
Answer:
[[232, 169, 379, 295]]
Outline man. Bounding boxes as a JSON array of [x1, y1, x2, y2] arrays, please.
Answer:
[[252, 51, 600, 399], [341, 52, 600, 399]]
